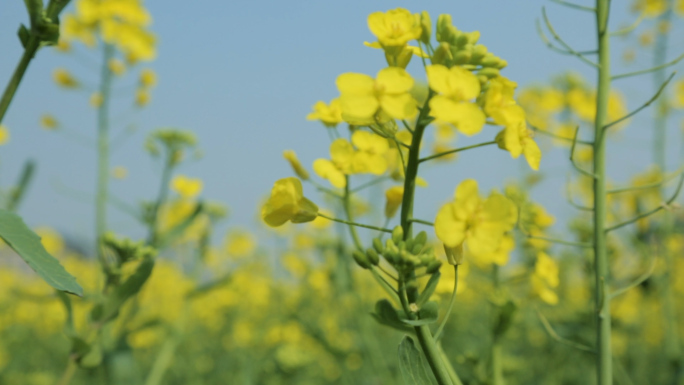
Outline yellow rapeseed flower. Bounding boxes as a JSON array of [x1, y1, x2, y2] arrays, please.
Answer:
[[532, 252, 559, 305], [632, 0, 667, 18], [135, 88, 150, 107], [40, 114, 59, 130], [53, 68, 79, 88], [336, 67, 417, 124], [434, 179, 517, 258], [225, 229, 256, 258], [171, 175, 203, 199], [427, 65, 485, 135], [496, 115, 542, 171], [384, 186, 404, 218], [367, 8, 422, 48], [306, 99, 344, 127], [111, 166, 128, 179], [283, 150, 310, 180], [674, 79, 684, 109], [483, 76, 519, 126], [108, 58, 126, 76], [90, 92, 103, 108], [140, 68, 157, 87], [0, 125, 10, 145], [34, 227, 65, 256], [262, 177, 318, 227]]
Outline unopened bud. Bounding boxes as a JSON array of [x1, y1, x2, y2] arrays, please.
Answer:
[[373, 237, 384, 254], [352, 250, 371, 269], [426, 260, 442, 274], [392, 226, 404, 244], [366, 248, 379, 265]]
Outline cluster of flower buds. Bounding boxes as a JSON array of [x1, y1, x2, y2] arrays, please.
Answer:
[[352, 226, 442, 274], [433, 14, 507, 81]]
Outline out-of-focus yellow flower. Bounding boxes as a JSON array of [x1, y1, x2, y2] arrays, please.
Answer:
[[135, 88, 150, 107], [0, 125, 10, 145], [40, 114, 59, 130], [53, 68, 79, 88], [283, 150, 309, 180], [336, 67, 417, 124], [632, 0, 667, 18], [483, 76, 520, 126], [496, 118, 542, 171], [367, 8, 422, 48], [262, 177, 318, 227], [532, 252, 559, 305], [111, 166, 128, 179], [472, 233, 514, 267], [306, 99, 343, 127], [677, 0, 684, 15], [108, 58, 126, 76], [435, 179, 517, 258], [639, 31, 654, 46], [34, 227, 65, 256], [225, 229, 256, 258], [56, 39, 71, 52], [282, 252, 308, 278], [427, 65, 485, 135], [171, 175, 203, 199], [674, 79, 684, 109], [384, 186, 404, 218], [140, 68, 157, 87], [90, 92, 103, 108]]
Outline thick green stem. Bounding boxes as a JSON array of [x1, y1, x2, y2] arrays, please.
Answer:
[[0, 36, 40, 125], [593, 1, 612, 384], [96, 44, 114, 264]]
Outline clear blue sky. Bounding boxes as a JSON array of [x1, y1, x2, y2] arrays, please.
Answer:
[[1, 1, 682, 248]]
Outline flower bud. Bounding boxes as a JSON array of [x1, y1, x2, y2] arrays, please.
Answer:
[[352, 250, 371, 269], [452, 49, 472, 65], [436, 14, 453, 43], [419, 11, 432, 44], [470, 44, 488, 63], [431, 42, 453, 65], [392, 225, 404, 244], [478, 67, 500, 79], [444, 244, 464, 265], [413, 231, 428, 250], [426, 260, 442, 274], [481, 52, 499, 67], [366, 248, 380, 265], [373, 237, 384, 254]]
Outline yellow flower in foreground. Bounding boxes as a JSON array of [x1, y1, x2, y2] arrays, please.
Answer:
[[496, 118, 542, 171], [306, 99, 343, 127], [427, 65, 485, 135], [53, 68, 79, 88], [283, 150, 309, 180], [171, 175, 203, 199], [0, 125, 10, 145], [483, 76, 520, 126], [367, 8, 422, 47], [337, 67, 417, 124], [262, 177, 318, 227], [472, 233, 514, 267], [435, 179, 517, 257], [384, 186, 404, 218]]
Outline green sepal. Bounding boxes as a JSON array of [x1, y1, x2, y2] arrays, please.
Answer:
[[371, 299, 413, 333], [398, 336, 433, 385], [18, 24, 30, 48]]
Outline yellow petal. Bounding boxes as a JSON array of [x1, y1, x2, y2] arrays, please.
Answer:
[[435, 203, 466, 247], [313, 159, 346, 188], [523, 138, 542, 171], [336, 73, 375, 95], [376, 67, 414, 94], [380, 93, 417, 120]]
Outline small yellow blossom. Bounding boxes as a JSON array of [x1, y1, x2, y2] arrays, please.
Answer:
[[171, 175, 203, 199], [483, 76, 520, 126], [140, 68, 157, 87], [0, 125, 10, 145], [632, 0, 667, 18], [434, 179, 517, 258], [496, 118, 542, 171], [262, 177, 318, 227], [34, 227, 65, 256], [108, 58, 126, 76], [53, 68, 79, 88], [111, 166, 128, 179], [336, 67, 417, 124], [532, 252, 559, 305], [306, 99, 344, 127], [427, 65, 485, 135], [56, 40, 71, 52], [40, 114, 59, 130], [674, 79, 684, 109], [90, 92, 103, 108], [283, 150, 310, 180], [135, 88, 150, 107], [384, 186, 404, 218], [225, 229, 256, 258]]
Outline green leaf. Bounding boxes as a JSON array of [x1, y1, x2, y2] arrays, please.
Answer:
[[0, 209, 82, 295], [17, 24, 30, 49], [91, 257, 155, 322], [417, 271, 441, 306], [402, 301, 439, 326], [398, 336, 434, 385], [372, 299, 413, 333]]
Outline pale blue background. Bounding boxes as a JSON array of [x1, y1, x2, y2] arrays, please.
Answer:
[[1, 0, 682, 249]]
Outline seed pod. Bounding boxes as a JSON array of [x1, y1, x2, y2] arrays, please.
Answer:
[[352, 250, 371, 269], [392, 226, 404, 244], [366, 248, 379, 265]]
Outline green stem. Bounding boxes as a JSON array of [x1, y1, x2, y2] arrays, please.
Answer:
[[419, 141, 496, 163], [54, 358, 78, 385], [96, 44, 114, 266], [148, 153, 174, 247], [143, 336, 179, 385], [434, 265, 458, 341], [317, 213, 392, 235], [0, 36, 40, 125], [593, 1, 612, 384]]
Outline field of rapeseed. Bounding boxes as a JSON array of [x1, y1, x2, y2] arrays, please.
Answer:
[[2, 1, 684, 384]]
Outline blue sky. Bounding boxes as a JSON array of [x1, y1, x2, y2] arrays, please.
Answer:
[[1, 0, 682, 249]]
